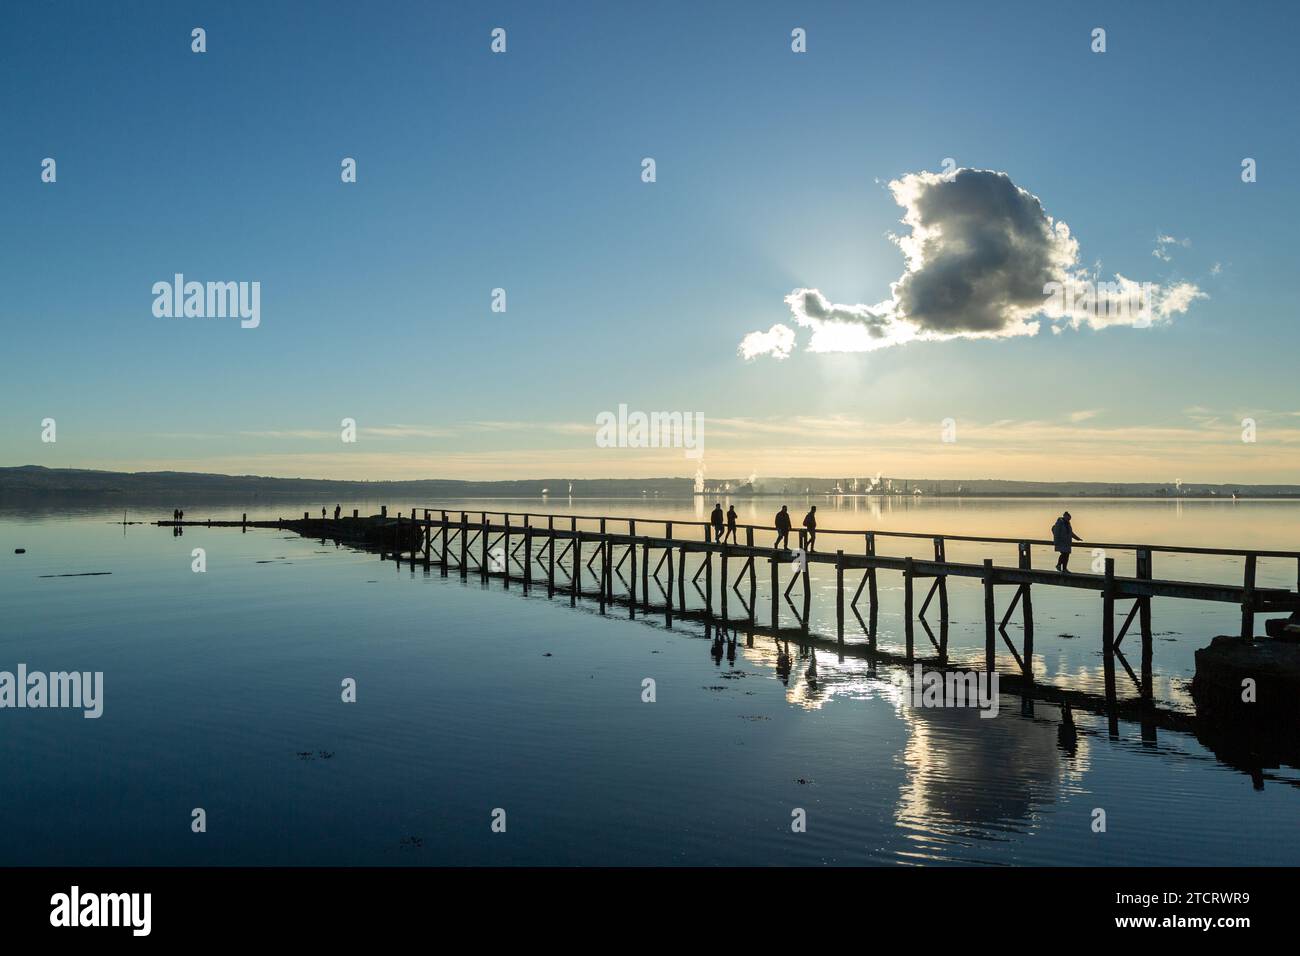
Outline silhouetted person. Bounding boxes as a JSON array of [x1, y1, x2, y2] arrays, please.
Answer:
[[724, 505, 738, 543], [710, 503, 724, 542], [802, 506, 818, 551], [774, 505, 792, 550], [178, 509, 184, 521], [333, 504, 341, 520], [322, 507, 327, 519], [173, 509, 179, 521], [1052, 511, 1082, 572]]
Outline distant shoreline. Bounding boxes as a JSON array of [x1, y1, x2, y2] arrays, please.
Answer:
[[3, 465, 1300, 502]]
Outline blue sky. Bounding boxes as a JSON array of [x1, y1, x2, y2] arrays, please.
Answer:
[[2, 0, 1297, 482]]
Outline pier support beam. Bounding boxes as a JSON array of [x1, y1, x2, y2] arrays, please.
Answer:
[[719, 545, 727, 621], [836, 551, 844, 645], [1019, 542, 1034, 681], [904, 556, 915, 661], [524, 525, 533, 592], [747, 529, 757, 620], [1241, 553, 1257, 641], [1102, 557, 1117, 705], [934, 537, 949, 658], [983, 558, 996, 673], [1138, 548, 1153, 699], [677, 546, 686, 613], [641, 538, 650, 611], [574, 533, 582, 599], [665, 543, 674, 626], [459, 512, 468, 577], [770, 556, 779, 632], [707, 548, 717, 616], [502, 516, 510, 589], [547, 517, 556, 596], [440, 511, 449, 575]]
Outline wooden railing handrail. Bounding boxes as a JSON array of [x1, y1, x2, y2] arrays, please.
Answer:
[[418, 506, 1300, 560]]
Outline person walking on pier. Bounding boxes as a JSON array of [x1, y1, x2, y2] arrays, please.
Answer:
[[172, 509, 179, 522], [802, 506, 818, 552], [774, 505, 792, 550], [724, 505, 738, 543], [710, 503, 725, 542], [333, 504, 341, 520], [1052, 511, 1082, 573]]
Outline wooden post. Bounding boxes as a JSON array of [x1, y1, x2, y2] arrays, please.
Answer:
[[800, 551, 811, 633], [459, 512, 468, 577], [1241, 553, 1257, 641], [866, 533, 879, 650], [665, 543, 674, 625], [524, 524, 533, 591], [439, 511, 448, 574], [705, 547, 714, 617], [548, 516, 555, 596], [835, 550, 845, 644], [677, 546, 686, 612], [502, 515, 510, 589], [574, 533, 583, 597], [1138, 548, 1152, 699], [598, 535, 606, 614], [934, 537, 949, 656], [719, 545, 728, 621], [605, 535, 613, 599], [746, 528, 757, 620], [1102, 557, 1117, 704], [241, 512, 247, 530], [423, 510, 431, 567], [641, 538, 650, 610], [770, 555, 779, 632], [983, 558, 996, 673], [1019, 542, 1033, 680], [629, 524, 638, 613], [904, 556, 915, 661], [480, 517, 489, 581]]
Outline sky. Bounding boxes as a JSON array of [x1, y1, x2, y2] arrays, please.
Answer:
[[2, 0, 1297, 483]]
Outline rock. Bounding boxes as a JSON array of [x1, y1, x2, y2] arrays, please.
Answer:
[[1192, 635, 1300, 764], [14, 549, 25, 554]]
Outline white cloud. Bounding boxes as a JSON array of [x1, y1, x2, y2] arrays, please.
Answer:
[[740, 168, 1206, 359], [738, 323, 797, 360]]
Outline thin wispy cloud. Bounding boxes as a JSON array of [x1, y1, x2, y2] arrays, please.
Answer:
[[1152, 234, 1190, 262]]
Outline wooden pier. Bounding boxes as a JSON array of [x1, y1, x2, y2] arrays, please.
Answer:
[[159, 506, 1300, 714]]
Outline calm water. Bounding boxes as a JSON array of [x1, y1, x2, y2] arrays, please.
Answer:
[[1, 496, 1297, 866]]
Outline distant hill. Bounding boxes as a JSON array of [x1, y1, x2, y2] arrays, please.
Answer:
[[0, 466, 692, 500], [3, 466, 1299, 500]]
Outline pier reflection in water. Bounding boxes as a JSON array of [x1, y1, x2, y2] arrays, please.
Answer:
[[1, 500, 1297, 866]]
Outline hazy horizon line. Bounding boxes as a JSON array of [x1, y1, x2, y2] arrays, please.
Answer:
[[4, 464, 1297, 490]]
